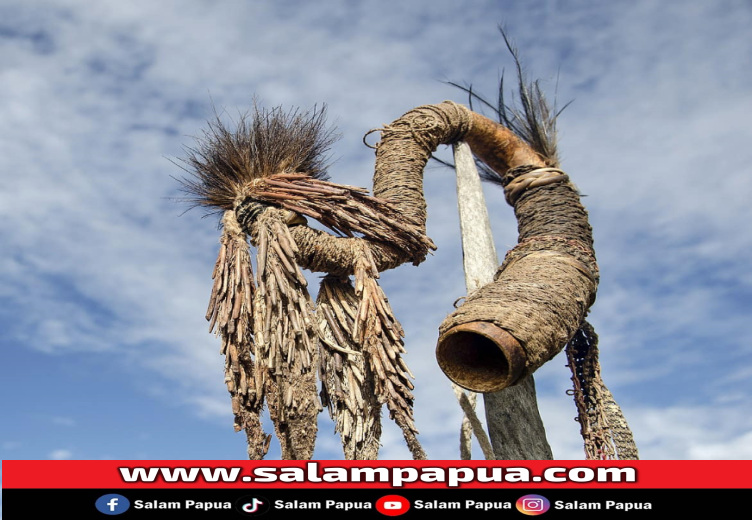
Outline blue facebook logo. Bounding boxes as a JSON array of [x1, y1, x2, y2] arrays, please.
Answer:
[[95, 494, 131, 515]]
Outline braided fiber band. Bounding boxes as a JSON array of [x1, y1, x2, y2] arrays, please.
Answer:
[[235, 198, 272, 231], [503, 165, 570, 206], [236, 197, 307, 233]]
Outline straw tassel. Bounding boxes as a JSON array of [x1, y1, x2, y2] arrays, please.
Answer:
[[208, 210, 269, 459]]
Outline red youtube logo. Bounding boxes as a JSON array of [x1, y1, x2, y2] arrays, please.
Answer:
[[375, 495, 410, 516]]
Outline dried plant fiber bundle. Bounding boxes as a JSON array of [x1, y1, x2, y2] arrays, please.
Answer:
[[248, 208, 320, 459], [207, 211, 269, 459], [316, 276, 382, 460], [177, 102, 474, 459]]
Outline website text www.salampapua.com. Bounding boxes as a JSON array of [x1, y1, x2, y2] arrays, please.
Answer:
[[118, 463, 636, 487]]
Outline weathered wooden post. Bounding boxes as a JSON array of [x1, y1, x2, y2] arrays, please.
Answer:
[[451, 141, 553, 459]]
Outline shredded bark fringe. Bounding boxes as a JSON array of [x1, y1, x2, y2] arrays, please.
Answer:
[[249, 209, 319, 459], [316, 276, 382, 460], [207, 211, 269, 458]]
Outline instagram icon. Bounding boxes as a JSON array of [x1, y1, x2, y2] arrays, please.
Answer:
[[516, 494, 551, 515]]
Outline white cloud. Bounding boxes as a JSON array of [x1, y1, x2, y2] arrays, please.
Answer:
[[629, 405, 752, 460], [689, 431, 752, 460], [50, 417, 76, 427], [189, 395, 235, 420], [537, 399, 752, 461], [49, 449, 74, 460]]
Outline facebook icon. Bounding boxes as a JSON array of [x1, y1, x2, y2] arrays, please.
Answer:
[[95, 494, 131, 515]]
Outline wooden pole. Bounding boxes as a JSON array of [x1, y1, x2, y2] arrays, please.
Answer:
[[452, 141, 553, 460]]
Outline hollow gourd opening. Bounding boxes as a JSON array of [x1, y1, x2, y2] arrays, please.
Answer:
[[436, 322, 526, 393]]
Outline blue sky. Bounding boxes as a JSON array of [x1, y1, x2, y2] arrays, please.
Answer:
[[2, 0, 751, 487]]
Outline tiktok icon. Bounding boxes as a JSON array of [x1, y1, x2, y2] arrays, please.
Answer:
[[235, 495, 271, 516]]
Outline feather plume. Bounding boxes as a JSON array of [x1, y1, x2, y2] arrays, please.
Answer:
[[175, 102, 340, 214], [442, 26, 570, 184]]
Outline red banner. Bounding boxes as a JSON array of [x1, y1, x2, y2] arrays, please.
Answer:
[[3, 460, 751, 489]]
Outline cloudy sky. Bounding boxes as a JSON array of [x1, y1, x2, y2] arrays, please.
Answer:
[[2, 0, 751, 478]]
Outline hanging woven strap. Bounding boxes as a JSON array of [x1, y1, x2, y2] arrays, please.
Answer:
[[566, 321, 639, 460]]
